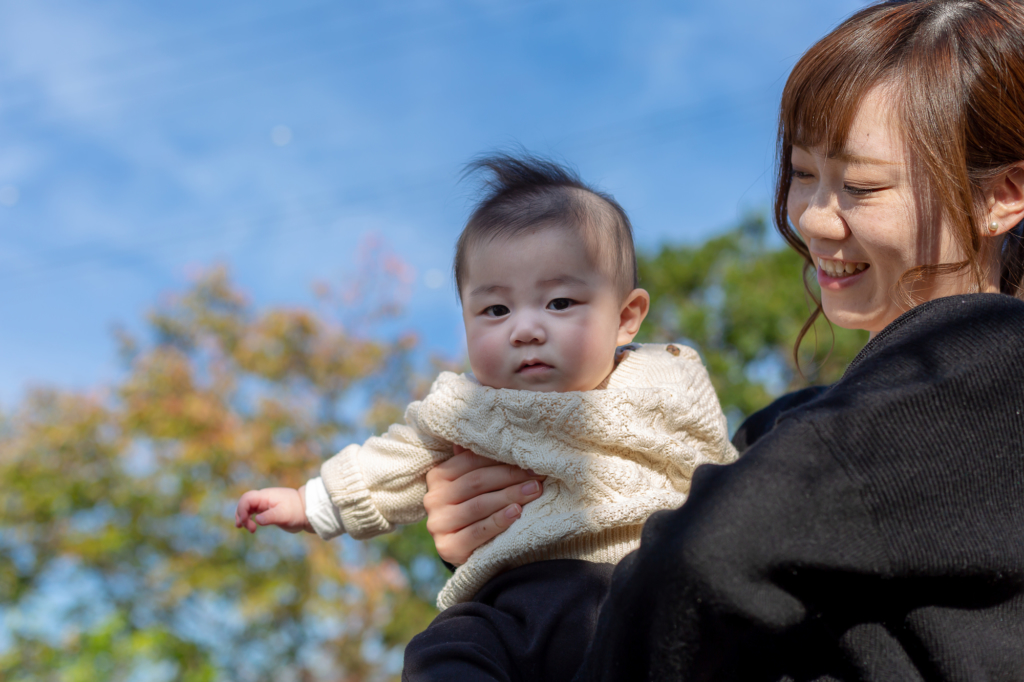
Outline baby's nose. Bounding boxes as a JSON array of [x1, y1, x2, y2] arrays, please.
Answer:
[[510, 315, 546, 345]]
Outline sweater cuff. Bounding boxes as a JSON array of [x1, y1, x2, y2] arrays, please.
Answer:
[[304, 476, 346, 540], [320, 443, 395, 540]]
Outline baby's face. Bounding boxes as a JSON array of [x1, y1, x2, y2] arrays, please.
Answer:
[[460, 227, 626, 392]]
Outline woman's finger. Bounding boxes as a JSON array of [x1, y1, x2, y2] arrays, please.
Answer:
[[426, 478, 543, 536], [449, 464, 543, 505], [425, 448, 546, 565], [431, 461, 544, 506], [429, 449, 507, 483], [437, 503, 524, 566]]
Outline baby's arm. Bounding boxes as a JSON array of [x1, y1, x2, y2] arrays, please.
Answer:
[[236, 375, 461, 541], [234, 425, 451, 540], [235, 487, 314, 534]]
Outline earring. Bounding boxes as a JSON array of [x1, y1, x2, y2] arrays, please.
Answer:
[[989, 220, 1000, 233]]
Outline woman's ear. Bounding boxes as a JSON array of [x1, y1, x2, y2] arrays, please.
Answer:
[[985, 163, 1024, 235], [617, 288, 651, 345]]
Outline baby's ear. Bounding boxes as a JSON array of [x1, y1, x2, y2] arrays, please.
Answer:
[[617, 288, 650, 345]]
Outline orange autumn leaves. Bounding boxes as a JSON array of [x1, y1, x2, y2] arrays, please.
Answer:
[[2, 265, 432, 681]]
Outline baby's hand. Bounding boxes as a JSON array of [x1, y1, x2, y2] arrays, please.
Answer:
[[235, 487, 313, 534]]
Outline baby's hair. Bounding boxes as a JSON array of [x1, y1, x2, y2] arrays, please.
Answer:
[[453, 153, 638, 299]]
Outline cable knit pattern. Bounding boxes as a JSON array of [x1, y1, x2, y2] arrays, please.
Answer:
[[319, 343, 737, 609]]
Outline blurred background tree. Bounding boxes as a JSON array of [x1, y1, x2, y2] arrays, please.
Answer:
[[0, 217, 866, 680], [1, 262, 442, 681]]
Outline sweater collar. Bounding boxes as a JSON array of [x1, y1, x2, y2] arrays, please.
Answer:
[[842, 293, 1009, 378], [604, 344, 649, 390]]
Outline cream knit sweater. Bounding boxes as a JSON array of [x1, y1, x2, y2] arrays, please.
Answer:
[[315, 343, 737, 609]]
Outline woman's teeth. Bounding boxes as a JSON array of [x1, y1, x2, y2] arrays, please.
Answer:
[[818, 257, 867, 278]]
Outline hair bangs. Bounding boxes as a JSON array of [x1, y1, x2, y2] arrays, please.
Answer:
[[781, 8, 911, 156]]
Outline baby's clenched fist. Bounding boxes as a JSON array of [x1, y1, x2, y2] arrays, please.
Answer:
[[235, 487, 313, 534]]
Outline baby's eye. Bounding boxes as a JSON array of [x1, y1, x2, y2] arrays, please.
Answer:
[[547, 298, 575, 311], [483, 304, 510, 317]]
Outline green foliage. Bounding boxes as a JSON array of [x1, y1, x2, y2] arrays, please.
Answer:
[[1, 615, 216, 682], [637, 215, 868, 420]]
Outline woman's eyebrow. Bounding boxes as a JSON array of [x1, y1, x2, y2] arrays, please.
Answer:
[[792, 145, 896, 166], [834, 151, 897, 166]]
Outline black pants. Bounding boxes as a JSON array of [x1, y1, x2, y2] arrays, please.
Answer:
[[403, 560, 616, 682]]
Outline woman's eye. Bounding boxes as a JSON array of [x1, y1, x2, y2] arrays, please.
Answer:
[[483, 305, 510, 317], [790, 169, 814, 180], [843, 184, 878, 196], [547, 298, 575, 311]]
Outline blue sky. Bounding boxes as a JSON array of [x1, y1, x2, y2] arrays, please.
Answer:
[[0, 0, 866, 405]]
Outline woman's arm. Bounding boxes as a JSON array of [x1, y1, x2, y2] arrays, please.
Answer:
[[573, 417, 881, 680], [424, 446, 545, 566]]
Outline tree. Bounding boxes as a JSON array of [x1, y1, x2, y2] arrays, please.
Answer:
[[1, 264, 441, 681], [637, 214, 867, 421]]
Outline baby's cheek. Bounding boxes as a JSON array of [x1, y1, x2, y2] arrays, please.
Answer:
[[467, 331, 508, 387], [566, 320, 617, 390], [585, 336, 615, 375]]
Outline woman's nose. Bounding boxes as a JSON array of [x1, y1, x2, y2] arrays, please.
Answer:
[[796, 189, 847, 243], [510, 313, 545, 346]]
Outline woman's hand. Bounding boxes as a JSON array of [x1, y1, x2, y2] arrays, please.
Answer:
[[424, 446, 545, 566]]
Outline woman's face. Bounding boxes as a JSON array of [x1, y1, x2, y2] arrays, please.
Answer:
[[787, 85, 976, 334]]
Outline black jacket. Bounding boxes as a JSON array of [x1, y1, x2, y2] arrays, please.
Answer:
[[574, 293, 1024, 681]]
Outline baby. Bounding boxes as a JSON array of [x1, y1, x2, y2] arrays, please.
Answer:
[[235, 154, 737, 681]]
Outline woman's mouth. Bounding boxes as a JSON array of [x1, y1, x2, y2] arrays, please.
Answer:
[[817, 257, 868, 279], [816, 256, 869, 290]]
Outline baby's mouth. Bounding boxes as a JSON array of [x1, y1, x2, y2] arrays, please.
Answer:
[[817, 257, 868, 278], [517, 361, 553, 373]]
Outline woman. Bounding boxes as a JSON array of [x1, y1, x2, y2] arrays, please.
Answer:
[[423, 1, 1024, 679]]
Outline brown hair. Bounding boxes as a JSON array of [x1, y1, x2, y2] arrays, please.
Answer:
[[775, 0, 1024, 357], [454, 154, 638, 299]]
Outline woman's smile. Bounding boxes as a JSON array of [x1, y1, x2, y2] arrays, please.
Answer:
[[816, 256, 869, 289]]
